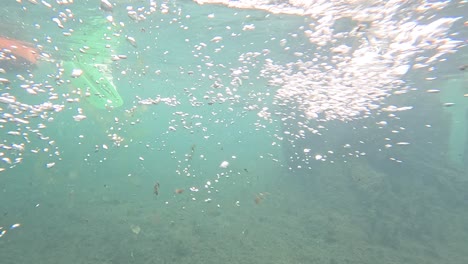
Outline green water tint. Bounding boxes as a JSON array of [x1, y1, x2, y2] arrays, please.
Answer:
[[63, 17, 123, 109]]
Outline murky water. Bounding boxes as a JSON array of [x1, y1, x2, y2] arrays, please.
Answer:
[[1, 1, 467, 263]]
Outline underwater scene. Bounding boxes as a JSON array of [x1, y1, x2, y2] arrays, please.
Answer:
[[1, 0, 467, 263]]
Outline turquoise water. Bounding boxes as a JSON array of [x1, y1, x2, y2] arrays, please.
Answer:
[[1, 1, 468, 263]]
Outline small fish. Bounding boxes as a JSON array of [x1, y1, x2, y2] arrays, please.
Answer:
[[100, 0, 113, 12], [126, 36, 137, 48], [154, 182, 160, 196], [443, 102, 455, 107], [10, 223, 21, 229]]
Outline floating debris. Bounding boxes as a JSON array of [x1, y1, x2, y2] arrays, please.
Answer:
[[154, 182, 160, 196], [210, 36, 223, 43], [426, 89, 440, 93], [254, 192, 270, 205], [73, 115, 87, 121], [242, 24, 255, 31], [396, 142, 411, 146], [130, 224, 141, 235], [71, 68, 83, 78], [219, 161, 229, 168]]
